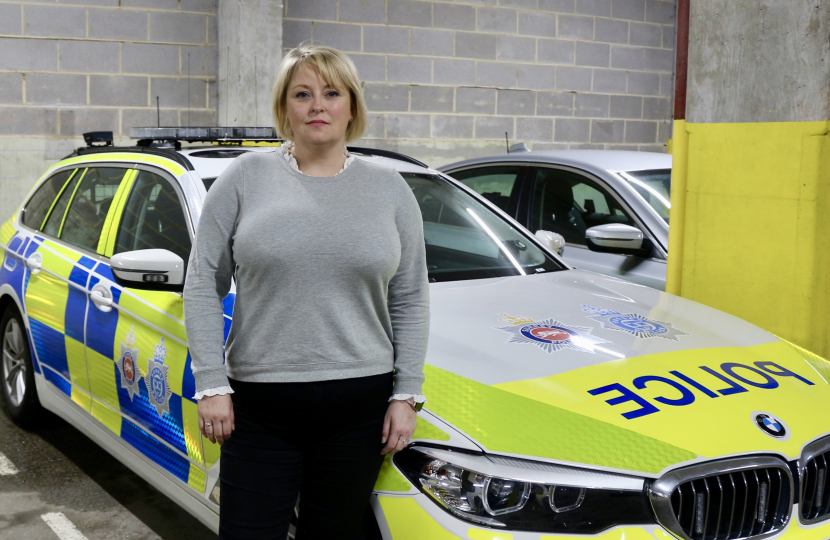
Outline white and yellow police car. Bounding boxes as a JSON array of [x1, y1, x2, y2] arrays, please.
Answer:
[[2, 128, 830, 540]]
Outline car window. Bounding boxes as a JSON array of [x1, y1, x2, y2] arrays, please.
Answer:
[[444, 166, 524, 214], [403, 173, 563, 282], [621, 169, 671, 225], [21, 169, 76, 231], [60, 167, 127, 253], [529, 167, 636, 246], [114, 170, 192, 264], [42, 170, 83, 238]]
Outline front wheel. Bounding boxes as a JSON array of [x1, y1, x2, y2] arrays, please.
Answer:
[[1, 305, 41, 425]]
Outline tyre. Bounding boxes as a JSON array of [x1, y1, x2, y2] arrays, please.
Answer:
[[1, 305, 41, 425]]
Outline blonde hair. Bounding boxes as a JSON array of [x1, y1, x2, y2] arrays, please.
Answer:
[[272, 45, 367, 143]]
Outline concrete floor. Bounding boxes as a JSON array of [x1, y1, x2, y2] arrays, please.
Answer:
[[0, 408, 216, 539]]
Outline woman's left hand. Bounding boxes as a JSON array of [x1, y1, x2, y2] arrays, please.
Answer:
[[381, 400, 417, 455]]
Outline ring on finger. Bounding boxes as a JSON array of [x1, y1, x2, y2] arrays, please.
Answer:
[[205, 422, 213, 430]]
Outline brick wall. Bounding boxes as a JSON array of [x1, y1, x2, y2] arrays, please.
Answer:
[[0, 0, 217, 220], [284, 0, 676, 165], [0, 0, 217, 137]]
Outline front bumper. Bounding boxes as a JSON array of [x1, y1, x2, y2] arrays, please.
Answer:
[[375, 493, 830, 540]]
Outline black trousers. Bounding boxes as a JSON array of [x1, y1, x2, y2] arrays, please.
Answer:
[[218, 372, 393, 540]]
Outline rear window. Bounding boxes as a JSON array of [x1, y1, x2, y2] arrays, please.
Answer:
[[22, 169, 75, 230]]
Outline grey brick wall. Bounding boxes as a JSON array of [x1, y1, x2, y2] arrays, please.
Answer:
[[284, 0, 675, 164], [0, 0, 217, 220], [0, 1, 217, 137]]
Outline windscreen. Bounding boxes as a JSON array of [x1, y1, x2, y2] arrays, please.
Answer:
[[402, 173, 564, 282], [203, 171, 566, 282], [620, 169, 671, 224]]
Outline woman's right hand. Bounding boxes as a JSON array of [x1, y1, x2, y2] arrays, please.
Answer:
[[198, 394, 235, 445]]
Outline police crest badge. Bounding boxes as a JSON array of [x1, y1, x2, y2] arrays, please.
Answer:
[[144, 337, 173, 417], [496, 313, 609, 354], [582, 305, 688, 340], [117, 326, 142, 400]]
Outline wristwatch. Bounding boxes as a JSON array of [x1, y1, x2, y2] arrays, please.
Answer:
[[405, 397, 424, 413]]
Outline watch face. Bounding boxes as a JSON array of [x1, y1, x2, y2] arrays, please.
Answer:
[[414, 402, 424, 412]]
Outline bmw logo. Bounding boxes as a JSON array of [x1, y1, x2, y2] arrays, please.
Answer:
[[753, 412, 789, 440]]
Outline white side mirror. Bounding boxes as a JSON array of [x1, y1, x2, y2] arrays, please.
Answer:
[[535, 230, 566, 255], [110, 249, 185, 288], [586, 224, 643, 249]]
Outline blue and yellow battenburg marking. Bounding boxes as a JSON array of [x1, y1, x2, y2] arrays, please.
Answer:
[[496, 313, 608, 354], [145, 337, 173, 417], [117, 325, 142, 400], [582, 305, 688, 340]]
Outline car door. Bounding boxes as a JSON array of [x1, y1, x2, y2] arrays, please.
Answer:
[[83, 165, 210, 495], [443, 165, 528, 219], [20, 166, 102, 412], [526, 166, 667, 289]]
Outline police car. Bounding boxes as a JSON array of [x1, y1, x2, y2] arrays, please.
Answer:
[[2, 127, 830, 540]]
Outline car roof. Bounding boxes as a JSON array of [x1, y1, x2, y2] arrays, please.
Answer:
[[439, 149, 672, 174], [177, 146, 441, 178], [65, 144, 442, 179]]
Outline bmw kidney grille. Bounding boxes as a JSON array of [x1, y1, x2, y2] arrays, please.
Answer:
[[650, 457, 793, 540]]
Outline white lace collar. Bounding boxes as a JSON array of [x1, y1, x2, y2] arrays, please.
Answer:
[[280, 140, 355, 176]]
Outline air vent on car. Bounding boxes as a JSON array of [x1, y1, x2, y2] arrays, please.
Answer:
[[650, 457, 792, 540]]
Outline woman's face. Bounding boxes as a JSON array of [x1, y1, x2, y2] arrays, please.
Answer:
[[285, 63, 352, 148]]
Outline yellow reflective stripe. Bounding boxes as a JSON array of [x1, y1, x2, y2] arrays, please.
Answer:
[[374, 454, 411, 492], [42, 239, 84, 266], [100, 169, 137, 256], [468, 530, 513, 540], [40, 169, 78, 230], [777, 336, 830, 385], [46, 153, 185, 179], [413, 416, 450, 442], [187, 463, 206, 493], [377, 497, 462, 539], [181, 398, 204, 466], [138, 154, 185, 176], [91, 400, 123, 436], [66, 336, 91, 412], [57, 168, 88, 238], [0, 220, 16, 246]]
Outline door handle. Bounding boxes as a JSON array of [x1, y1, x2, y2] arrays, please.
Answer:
[[25, 253, 42, 275], [90, 284, 113, 313]]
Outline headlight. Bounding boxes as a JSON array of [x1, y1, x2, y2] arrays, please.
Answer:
[[395, 446, 654, 533]]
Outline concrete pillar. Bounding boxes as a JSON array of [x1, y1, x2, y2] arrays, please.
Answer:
[[667, 1, 830, 355], [217, 1, 283, 127]]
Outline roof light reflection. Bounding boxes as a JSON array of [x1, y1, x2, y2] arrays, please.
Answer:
[[466, 208, 526, 276]]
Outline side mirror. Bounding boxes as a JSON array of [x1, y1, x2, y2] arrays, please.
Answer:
[[110, 249, 185, 291], [535, 230, 566, 256], [585, 224, 652, 257]]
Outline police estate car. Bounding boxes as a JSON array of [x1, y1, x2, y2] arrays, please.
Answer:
[[2, 128, 830, 540]]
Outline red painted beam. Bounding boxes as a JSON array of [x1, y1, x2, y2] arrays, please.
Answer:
[[674, 0, 690, 120]]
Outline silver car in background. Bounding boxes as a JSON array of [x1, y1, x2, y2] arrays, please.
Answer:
[[439, 149, 672, 290]]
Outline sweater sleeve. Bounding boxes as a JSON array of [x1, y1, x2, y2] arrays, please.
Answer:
[[183, 156, 245, 393], [387, 173, 430, 395]]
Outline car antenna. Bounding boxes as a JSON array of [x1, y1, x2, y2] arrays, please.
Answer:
[[156, 96, 160, 127], [505, 132, 509, 153], [187, 52, 191, 127]]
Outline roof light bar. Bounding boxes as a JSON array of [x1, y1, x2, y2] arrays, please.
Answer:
[[130, 127, 280, 141]]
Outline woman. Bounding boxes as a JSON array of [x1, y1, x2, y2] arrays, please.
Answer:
[[183, 45, 430, 539]]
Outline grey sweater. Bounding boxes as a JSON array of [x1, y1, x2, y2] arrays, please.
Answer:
[[183, 150, 430, 395]]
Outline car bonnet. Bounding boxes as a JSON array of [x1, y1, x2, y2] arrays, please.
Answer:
[[421, 269, 830, 476]]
